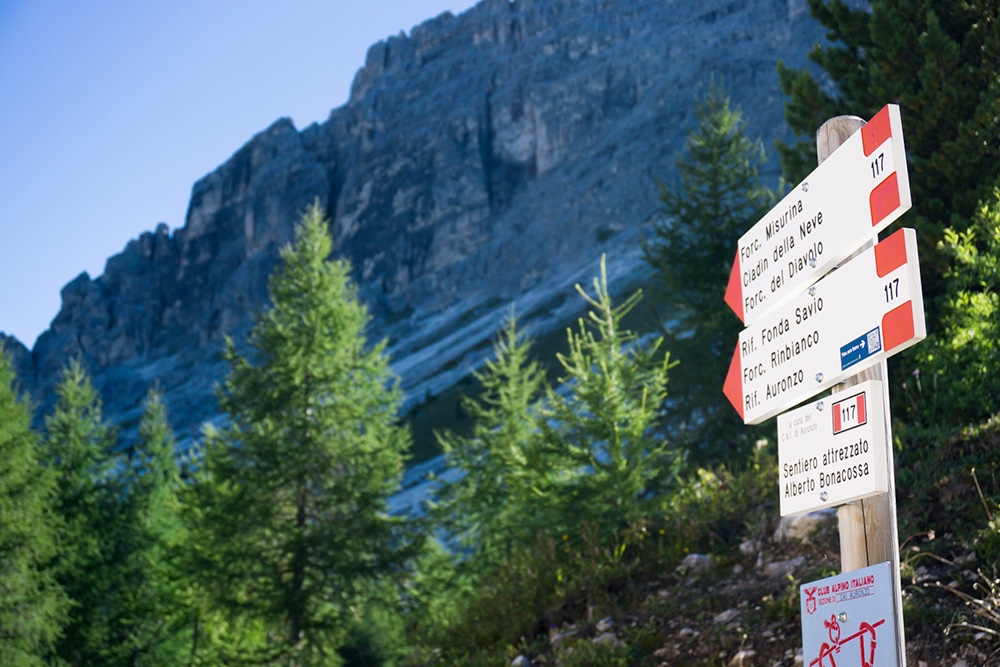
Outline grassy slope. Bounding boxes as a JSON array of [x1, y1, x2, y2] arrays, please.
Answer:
[[407, 415, 1000, 666]]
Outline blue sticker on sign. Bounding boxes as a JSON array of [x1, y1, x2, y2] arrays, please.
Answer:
[[840, 327, 882, 371]]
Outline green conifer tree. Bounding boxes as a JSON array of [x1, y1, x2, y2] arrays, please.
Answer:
[[186, 203, 413, 664], [543, 257, 680, 542], [643, 79, 774, 459], [44, 359, 120, 666], [777, 0, 1000, 301], [0, 348, 67, 665], [113, 389, 189, 666], [434, 312, 548, 563]]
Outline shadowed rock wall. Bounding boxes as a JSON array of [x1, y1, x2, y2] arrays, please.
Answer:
[[5, 0, 857, 443]]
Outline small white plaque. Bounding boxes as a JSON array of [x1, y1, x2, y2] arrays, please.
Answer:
[[777, 380, 888, 516]]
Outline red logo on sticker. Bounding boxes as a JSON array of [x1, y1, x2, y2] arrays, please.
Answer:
[[804, 586, 818, 615]]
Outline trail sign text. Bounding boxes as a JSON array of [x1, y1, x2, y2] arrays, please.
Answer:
[[724, 228, 925, 424], [725, 105, 911, 325], [778, 381, 888, 516]]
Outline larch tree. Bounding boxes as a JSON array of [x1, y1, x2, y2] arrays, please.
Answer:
[[0, 348, 67, 665], [114, 389, 189, 666], [543, 257, 681, 543], [434, 312, 549, 563], [186, 202, 413, 665]]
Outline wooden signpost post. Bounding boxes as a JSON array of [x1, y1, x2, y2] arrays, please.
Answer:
[[723, 105, 921, 665], [819, 116, 907, 666]]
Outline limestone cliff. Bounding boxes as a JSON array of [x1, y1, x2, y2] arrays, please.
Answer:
[[6, 0, 852, 445], [0, 333, 33, 392]]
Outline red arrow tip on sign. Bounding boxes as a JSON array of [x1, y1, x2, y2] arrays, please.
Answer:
[[723, 342, 744, 420], [724, 251, 744, 322]]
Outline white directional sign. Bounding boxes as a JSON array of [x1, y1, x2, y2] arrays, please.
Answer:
[[725, 104, 911, 325], [801, 562, 898, 667], [723, 228, 925, 425], [777, 381, 888, 517]]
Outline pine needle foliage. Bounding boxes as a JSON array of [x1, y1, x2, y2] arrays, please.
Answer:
[[44, 359, 120, 666], [434, 312, 548, 563], [422, 263, 680, 654], [186, 202, 412, 665], [543, 256, 681, 543], [643, 79, 774, 460], [0, 348, 66, 666], [113, 389, 190, 666], [777, 0, 1000, 303]]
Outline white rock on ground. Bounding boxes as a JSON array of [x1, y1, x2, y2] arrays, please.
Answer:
[[679, 553, 712, 574], [773, 509, 837, 543]]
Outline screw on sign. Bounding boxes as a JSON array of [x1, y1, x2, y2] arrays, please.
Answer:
[[810, 614, 886, 667]]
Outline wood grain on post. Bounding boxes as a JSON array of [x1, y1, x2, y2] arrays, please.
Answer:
[[817, 115, 906, 665]]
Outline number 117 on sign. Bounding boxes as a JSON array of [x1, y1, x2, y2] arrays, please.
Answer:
[[833, 391, 868, 435]]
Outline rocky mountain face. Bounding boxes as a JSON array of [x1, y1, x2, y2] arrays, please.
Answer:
[[6, 0, 848, 448], [0, 333, 32, 389]]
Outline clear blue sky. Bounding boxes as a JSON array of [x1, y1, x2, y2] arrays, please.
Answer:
[[0, 0, 480, 348]]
